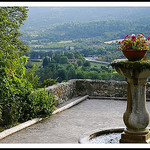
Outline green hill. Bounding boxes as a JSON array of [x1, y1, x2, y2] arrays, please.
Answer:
[[21, 7, 150, 31]]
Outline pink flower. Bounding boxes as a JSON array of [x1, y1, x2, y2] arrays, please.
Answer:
[[125, 35, 130, 39], [118, 33, 150, 51], [140, 33, 144, 36], [132, 36, 136, 40]]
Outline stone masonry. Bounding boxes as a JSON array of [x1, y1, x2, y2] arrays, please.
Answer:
[[45, 79, 150, 105]]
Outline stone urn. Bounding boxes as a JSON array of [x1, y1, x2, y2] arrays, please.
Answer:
[[111, 59, 150, 143]]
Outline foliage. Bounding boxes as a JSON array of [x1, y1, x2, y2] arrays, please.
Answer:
[[83, 61, 91, 67], [77, 59, 83, 66], [0, 55, 33, 125], [66, 64, 76, 80], [0, 53, 56, 125], [39, 78, 58, 88], [42, 56, 51, 67], [35, 50, 124, 84], [59, 56, 69, 64], [118, 33, 150, 51], [0, 6, 31, 124], [0, 7, 29, 60], [57, 68, 67, 82], [0, 7, 56, 126], [21, 16, 150, 45], [65, 52, 75, 59], [19, 89, 56, 121], [21, 9, 150, 63], [25, 64, 40, 88]]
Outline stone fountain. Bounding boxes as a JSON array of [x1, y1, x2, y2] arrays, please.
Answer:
[[79, 59, 150, 144]]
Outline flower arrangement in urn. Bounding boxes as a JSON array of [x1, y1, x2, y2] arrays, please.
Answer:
[[118, 33, 150, 61]]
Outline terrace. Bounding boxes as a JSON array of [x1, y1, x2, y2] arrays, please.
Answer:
[[1, 79, 150, 146]]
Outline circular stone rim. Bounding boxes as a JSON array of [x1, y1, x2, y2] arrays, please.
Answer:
[[78, 127, 125, 144]]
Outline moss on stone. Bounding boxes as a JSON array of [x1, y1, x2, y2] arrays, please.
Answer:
[[111, 59, 150, 70]]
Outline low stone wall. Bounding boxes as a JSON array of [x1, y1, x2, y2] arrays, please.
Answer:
[[45, 79, 150, 104], [45, 80, 76, 105], [75, 79, 127, 97]]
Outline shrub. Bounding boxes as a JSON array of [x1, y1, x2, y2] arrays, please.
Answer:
[[19, 89, 56, 122], [0, 7, 57, 126], [0, 105, 2, 124], [39, 78, 58, 88], [0, 67, 33, 125], [25, 64, 40, 89], [0, 56, 56, 125]]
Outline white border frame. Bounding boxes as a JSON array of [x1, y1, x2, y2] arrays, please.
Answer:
[[1, 2, 150, 7]]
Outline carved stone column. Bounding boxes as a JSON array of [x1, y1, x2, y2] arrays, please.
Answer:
[[111, 59, 150, 143]]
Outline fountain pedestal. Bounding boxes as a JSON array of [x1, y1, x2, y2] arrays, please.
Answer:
[[111, 59, 150, 143]]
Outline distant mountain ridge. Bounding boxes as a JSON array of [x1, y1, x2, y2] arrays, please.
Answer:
[[21, 7, 150, 31]]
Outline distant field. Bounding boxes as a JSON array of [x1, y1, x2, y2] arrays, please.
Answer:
[[58, 40, 72, 43], [90, 62, 109, 68], [29, 59, 42, 62], [28, 58, 109, 69], [30, 50, 51, 52], [28, 59, 42, 66]]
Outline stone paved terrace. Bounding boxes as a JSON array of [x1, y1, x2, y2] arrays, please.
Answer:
[[1, 79, 150, 148], [1, 97, 150, 148]]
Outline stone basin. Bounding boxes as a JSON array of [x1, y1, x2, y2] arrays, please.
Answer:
[[79, 127, 150, 144], [78, 127, 124, 144]]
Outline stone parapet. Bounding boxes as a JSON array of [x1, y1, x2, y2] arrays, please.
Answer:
[[45, 79, 150, 105], [45, 79, 76, 105], [75, 79, 127, 97]]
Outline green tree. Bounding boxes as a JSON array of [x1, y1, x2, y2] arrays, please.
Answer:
[[66, 64, 76, 80], [0, 7, 30, 124], [53, 51, 62, 63], [0, 7, 29, 61], [25, 64, 40, 88], [57, 68, 67, 82], [88, 71, 99, 79], [39, 78, 58, 88], [59, 56, 69, 64], [42, 56, 51, 67], [75, 70, 84, 79], [83, 61, 91, 67], [77, 59, 83, 66], [65, 52, 75, 59], [0, 7, 56, 125]]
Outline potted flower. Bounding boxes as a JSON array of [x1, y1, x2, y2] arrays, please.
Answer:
[[118, 33, 150, 61]]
